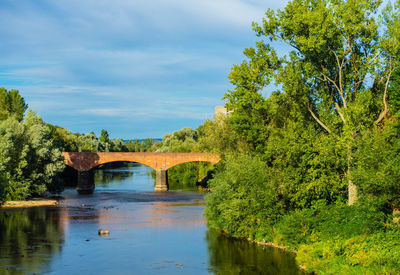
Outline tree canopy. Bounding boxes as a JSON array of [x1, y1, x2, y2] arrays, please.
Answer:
[[224, 0, 400, 204], [0, 88, 28, 121]]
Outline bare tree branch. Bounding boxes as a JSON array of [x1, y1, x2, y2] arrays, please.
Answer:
[[320, 71, 342, 99], [334, 102, 346, 123], [313, 75, 347, 124], [375, 65, 394, 125], [330, 45, 348, 108], [306, 102, 336, 136]]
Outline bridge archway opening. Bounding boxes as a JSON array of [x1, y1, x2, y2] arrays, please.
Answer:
[[164, 161, 216, 190], [93, 161, 158, 192], [63, 161, 157, 192]]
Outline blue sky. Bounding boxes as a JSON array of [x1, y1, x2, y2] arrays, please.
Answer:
[[0, 0, 290, 138]]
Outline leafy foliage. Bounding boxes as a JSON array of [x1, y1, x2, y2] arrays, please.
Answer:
[[203, 0, 400, 273], [46, 124, 155, 153], [0, 88, 28, 121], [296, 229, 400, 274], [153, 127, 215, 187], [0, 111, 65, 200], [205, 154, 283, 240], [353, 118, 400, 207]]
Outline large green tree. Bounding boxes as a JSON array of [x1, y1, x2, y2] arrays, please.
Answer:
[[0, 88, 28, 121], [0, 111, 65, 200], [225, 0, 400, 204]]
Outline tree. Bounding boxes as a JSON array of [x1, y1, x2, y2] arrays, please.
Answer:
[[99, 129, 110, 143], [0, 111, 65, 200], [155, 127, 198, 153], [99, 129, 111, 152], [0, 88, 28, 121], [196, 115, 241, 154], [111, 138, 127, 152], [205, 154, 283, 239], [79, 133, 101, 152], [225, 0, 400, 204]]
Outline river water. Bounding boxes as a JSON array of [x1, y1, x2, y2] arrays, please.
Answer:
[[0, 163, 303, 275]]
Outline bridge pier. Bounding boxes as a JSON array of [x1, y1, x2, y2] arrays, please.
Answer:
[[155, 169, 168, 192], [76, 170, 95, 194]]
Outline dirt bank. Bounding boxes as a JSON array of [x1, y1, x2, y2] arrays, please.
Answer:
[[0, 198, 59, 209]]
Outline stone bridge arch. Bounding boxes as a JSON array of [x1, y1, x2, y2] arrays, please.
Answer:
[[62, 152, 221, 193]]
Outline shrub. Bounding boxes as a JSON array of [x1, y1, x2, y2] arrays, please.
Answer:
[[0, 111, 65, 201], [205, 154, 283, 240], [274, 204, 388, 250]]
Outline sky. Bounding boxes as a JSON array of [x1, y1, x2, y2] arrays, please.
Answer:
[[0, 0, 291, 139]]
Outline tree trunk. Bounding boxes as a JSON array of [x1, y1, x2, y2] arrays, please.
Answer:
[[394, 207, 400, 224], [348, 178, 358, 205], [347, 142, 357, 205]]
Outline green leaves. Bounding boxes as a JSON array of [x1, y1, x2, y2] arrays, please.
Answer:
[[99, 129, 110, 144], [203, 1, 400, 272], [155, 127, 198, 153], [205, 154, 283, 239], [0, 88, 27, 122], [353, 121, 400, 207], [0, 111, 65, 201]]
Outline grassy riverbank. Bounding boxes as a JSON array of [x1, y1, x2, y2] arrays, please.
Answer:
[[208, 201, 400, 274], [204, 155, 400, 274], [275, 205, 400, 274]]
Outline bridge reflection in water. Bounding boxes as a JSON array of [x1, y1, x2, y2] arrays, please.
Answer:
[[62, 152, 221, 194]]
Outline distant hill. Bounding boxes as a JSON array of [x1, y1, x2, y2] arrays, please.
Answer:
[[123, 138, 162, 144]]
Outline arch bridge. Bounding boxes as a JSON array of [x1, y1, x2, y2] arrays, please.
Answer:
[[62, 152, 221, 194]]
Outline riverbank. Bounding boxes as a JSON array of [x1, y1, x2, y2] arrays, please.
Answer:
[[0, 198, 59, 209], [207, 204, 400, 274]]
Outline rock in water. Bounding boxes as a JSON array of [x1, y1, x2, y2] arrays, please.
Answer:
[[98, 229, 110, 235]]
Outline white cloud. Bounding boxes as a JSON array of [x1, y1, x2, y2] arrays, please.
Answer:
[[0, 0, 288, 137]]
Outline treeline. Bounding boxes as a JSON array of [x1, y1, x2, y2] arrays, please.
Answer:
[[0, 88, 155, 201], [174, 0, 400, 273], [151, 127, 217, 188], [48, 125, 155, 153]]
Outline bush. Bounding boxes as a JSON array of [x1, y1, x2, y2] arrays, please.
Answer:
[[168, 163, 198, 186], [274, 204, 388, 250], [353, 122, 400, 208], [272, 203, 398, 274], [205, 154, 283, 240], [0, 111, 65, 201]]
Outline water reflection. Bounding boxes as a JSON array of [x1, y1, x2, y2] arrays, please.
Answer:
[[0, 207, 64, 274], [95, 169, 134, 186], [206, 229, 303, 275], [94, 163, 154, 192]]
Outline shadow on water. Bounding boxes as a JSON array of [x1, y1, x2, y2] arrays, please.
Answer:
[[0, 207, 64, 275], [206, 229, 305, 275]]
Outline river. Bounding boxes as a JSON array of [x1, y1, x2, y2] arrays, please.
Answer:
[[0, 163, 304, 274]]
